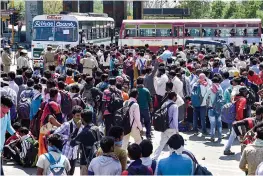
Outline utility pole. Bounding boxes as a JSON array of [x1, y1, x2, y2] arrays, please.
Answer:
[[11, 0, 14, 45]]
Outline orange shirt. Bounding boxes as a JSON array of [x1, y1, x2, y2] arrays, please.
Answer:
[[65, 76, 74, 85], [122, 91, 129, 101]]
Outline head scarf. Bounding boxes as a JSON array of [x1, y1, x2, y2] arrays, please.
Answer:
[[198, 73, 208, 87]]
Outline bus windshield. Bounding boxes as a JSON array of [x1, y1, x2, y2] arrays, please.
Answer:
[[32, 20, 78, 42]]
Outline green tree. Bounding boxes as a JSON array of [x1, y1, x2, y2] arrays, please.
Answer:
[[223, 1, 238, 19], [43, 0, 62, 14], [179, 0, 211, 19], [93, 0, 103, 13], [210, 0, 226, 19], [241, 0, 262, 18]]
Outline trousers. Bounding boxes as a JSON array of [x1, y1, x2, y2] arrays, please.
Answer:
[[153, 129, 176, 160], [224, 127, 237, 151], [122, 128, 142, 150]]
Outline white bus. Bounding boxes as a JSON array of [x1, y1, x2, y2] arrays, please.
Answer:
[[31, 13, 114, 66]]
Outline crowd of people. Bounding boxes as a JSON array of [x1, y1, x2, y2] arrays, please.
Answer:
[[1, 40, 263, 175]]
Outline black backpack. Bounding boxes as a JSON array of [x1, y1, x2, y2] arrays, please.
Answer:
[[247, 87, 256, 105], [30, 102, 46, 139], [152, 102, 175, 132], [107, 88, 124, 114], [114, 101, 135, 135]]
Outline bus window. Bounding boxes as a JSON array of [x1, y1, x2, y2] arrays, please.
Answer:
[[218, 28, 231, 37], [236, 28, 246, 37], [202, 28, 215, 37], [173, 27, 177, 37], [230, 28, 235, 37], [247, 28, 259, 37], [139, 29, 155, 37], [125, 29, 137, 37], [156, 29, 171, 37], [189, 28, 200, 37], [179, 27, 184, 37]]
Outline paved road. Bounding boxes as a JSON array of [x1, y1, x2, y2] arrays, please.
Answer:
[[3, 129, 244, 176], [5, 60, 244, 175]]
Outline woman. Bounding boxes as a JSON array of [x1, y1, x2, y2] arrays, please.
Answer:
[[240, 122, 263, 175], [38, 102, 61, 156]]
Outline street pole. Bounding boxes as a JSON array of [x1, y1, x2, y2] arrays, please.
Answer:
[[11, 0, 14, 45]]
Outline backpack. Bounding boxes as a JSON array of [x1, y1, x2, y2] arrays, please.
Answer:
[[22, 137, 39, 167], [152, 102, 175, 132], [17, 90, 34, 119], [127, 163, 152, 175], [212, 90, 225, 115], [221, 101, 238, 124], [60, 91, 73, 115], [114, 101, 135, 135], [82, 125, 102, 166], [191, 84, 204, 107], [44, 153, 67, 176], [30, 102, 46, 139], [107, 88, 124, 114], [82, 86, 94, 105], [247, 88, 256, 105], [139, 59, 146, 70]]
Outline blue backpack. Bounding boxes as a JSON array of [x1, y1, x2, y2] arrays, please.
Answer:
[[44, 153, 67, 176], [191, 84, 203, 107], [212, 90, 224, 115], [221, 102, 237, 124]]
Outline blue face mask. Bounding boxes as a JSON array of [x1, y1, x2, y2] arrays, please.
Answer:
[[115, 140, 123, 146]]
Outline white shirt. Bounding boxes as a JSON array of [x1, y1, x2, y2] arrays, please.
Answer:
[[154, 74, 169, 96], [125, 97, 143, 131], [135, 57, 146, 70], [17, 56, 29, 69], [179, 51, 187, 61], [100, 54, 110, 67], [36, 151, 71, 175], [172, 76, 184, 98], [9, 81, 19, 95]]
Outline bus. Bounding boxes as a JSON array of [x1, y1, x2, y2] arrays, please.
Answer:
[[31, 13, 114, 66], [119, 19, 262, 53]]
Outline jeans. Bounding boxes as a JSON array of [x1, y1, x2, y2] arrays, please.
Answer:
[[140, 108, 151, 138], [68, 159, 77, 175], [127, 70, 134, 89], [246, 105, 251, 118], [0, 157, 4, 176], [104, 114, 114, 135], [224, 127, 237, 151], [208, 109, 222, 139], [193, 106, 207, 133]]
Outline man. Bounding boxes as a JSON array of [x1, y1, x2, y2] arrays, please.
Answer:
[[135, 52, 146, 75], [224, 87, 248, 155], [54, 105, 83, 175], [170, 70, 184, 98], [122, 89, 143, 150], [157, 134, 193, 175], [14, 46, 24, 65], [102, 78, 123, 135], [220, 72, 231, 93], [143, 58, 159, 96], [17, 49, 29, 69], [0, 78, 17, 107], [250, 42, 258, 55], [159, 45, 173, 62], [81, 52, 98, 76], [177, 46, 187, 61], [136, 78, 153, 139], [8, 71, 19, 95], [140, 140, 157, 173], [2, 46, 12, 73], [43, 45, 56, 70], [88, 136, 122, 175], [154, 66, 169, 108], [153, 91, 179, 160], [70, 110, 99, 176], [0, 95, 16, 175], [37, 134, 71, 175]]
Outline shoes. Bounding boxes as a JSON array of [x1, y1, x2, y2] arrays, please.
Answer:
[[209, 138, 215, 142], [224, 150, 235, 155], [202, 132, 209, 137], [217, 138, 222, 143]]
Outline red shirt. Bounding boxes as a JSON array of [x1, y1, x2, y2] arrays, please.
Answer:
[[235, 96, 247, 121]]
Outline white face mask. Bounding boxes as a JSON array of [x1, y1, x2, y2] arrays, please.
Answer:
[[69, 92, 76, 98]]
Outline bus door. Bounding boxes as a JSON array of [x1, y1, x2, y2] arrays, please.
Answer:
[[172, 25, 184, 53]]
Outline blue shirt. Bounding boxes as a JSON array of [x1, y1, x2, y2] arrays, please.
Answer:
[[220, 79, 231, 93], [250, 65, 260, 74], [0, 112, 15, 152], [157, 153, 193, 175], [66, 57, 76, 65]]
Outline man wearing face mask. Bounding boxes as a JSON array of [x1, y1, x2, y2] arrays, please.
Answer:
[[0, 95, 16, 175], [54, 105, 84, 175], [70, 109, 100, 176], [2, 46, 12, 73]]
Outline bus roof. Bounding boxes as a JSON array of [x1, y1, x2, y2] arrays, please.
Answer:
[[71, 14, 114, 22], [123, 19, 261, 24]]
